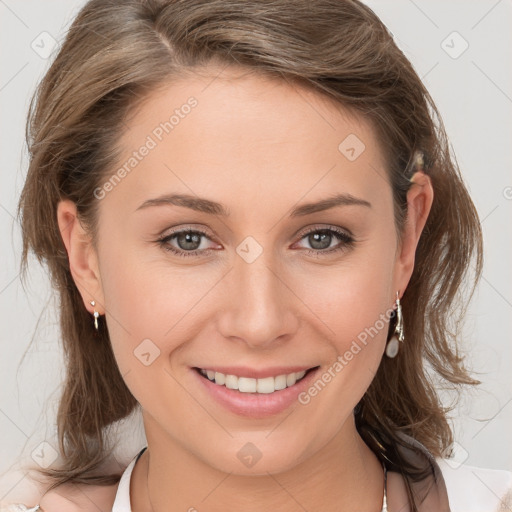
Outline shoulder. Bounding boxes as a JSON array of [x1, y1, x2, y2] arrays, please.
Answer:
[[41, 482, 120, 511], [389, 432, 512, 511], [0, 468, 120, 512], [437, 458, 512, 512], [40, 480, 120, 512]]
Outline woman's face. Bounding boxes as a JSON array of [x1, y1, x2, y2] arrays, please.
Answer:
[[59, 66, 430, 476]]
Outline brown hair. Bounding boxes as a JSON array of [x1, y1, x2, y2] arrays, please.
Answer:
[[18, 0, 483, 508]]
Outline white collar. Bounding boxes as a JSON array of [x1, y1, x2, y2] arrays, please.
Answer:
[[111, 447, 147, 512]]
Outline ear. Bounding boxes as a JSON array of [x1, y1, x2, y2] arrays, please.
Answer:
[[393, 171, 434, 297], [56, 199, 105, 316]]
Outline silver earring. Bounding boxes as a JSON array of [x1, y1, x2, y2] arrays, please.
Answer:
[[385, 292, 404, 358], [90, 300, 100, 331]]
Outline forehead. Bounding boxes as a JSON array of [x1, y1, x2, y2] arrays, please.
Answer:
[[103, 66, 389, 218]]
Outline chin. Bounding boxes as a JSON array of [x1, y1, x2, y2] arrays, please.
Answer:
[[194, 436, 313, 477]]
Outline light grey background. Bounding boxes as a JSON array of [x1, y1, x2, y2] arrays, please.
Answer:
[[1, 0, 511, 498]]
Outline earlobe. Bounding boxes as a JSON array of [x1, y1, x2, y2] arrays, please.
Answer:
[[394, 171, 434, 294], [56, 199, 104, 315]]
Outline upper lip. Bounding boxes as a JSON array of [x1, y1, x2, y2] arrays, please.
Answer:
[[193, 365, 318, 379]]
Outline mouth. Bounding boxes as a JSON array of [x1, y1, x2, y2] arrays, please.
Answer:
[[193, 366, 320, 394], [192, 364, 322, 418]]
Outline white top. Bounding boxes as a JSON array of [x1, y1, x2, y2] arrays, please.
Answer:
[[111, 447, 512, 512], [111, 447, 146, 512]]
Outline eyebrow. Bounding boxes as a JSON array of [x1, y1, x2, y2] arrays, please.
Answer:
[[135, 192, 371, 217]]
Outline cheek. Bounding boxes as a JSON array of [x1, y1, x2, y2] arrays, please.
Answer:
[[97, 236, 219, 372], [292, 264, 395, 435], [302, 235, 396, 341], [296, 233, 397, 388]]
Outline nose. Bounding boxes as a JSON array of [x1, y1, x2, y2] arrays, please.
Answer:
[[217, 245, 300, 350]]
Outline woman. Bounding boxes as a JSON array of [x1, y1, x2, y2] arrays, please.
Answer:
[[4, 0, 511, 510]]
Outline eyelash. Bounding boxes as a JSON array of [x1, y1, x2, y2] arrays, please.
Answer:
[[156, 225, 355, 259]]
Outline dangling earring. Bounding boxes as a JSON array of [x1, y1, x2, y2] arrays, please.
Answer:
[[90, 300, 100, 331], [385, 292, 404, 358]]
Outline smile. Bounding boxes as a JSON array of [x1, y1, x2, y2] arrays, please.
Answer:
[[196, 367, 314, 394]]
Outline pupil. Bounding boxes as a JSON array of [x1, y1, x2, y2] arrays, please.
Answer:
[[179, 232, 200, 250], [311, 232, 330, 250]]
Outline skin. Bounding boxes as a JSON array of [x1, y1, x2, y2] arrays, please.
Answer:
[[55, 66, 433, 512]]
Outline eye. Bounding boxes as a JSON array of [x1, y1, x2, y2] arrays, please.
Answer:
[[157, 228, 219, 258], [293, 225, 355, 257], [156, 225, 355, 259]]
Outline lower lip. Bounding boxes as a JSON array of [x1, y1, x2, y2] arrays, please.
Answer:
[[192, 367, 320, 418]]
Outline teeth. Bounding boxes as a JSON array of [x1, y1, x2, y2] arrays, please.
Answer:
[[286, 373, 297, 387], [199, 368, 308, 394], [274, 374, 287, 390], [225, 374, 238, 390], [239, 377, 257, 393]]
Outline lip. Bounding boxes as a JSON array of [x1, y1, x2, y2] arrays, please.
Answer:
[[192, 365, 320, 418]]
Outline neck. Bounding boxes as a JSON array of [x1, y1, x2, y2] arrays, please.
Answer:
[[131, 414, 385, 512]]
